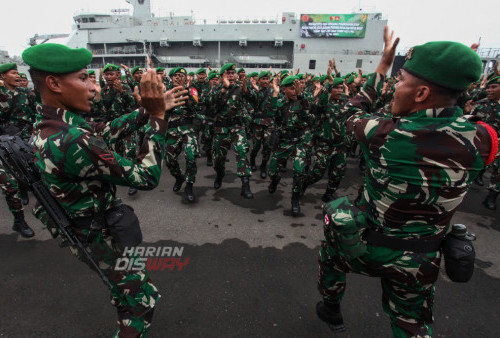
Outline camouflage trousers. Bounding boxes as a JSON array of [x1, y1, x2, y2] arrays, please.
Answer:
[[0, 164, 23, 214], [165, 130, 199, 183], [487, 155, 500, 192], [200, 123, 214, 155], [306, 142, 347, 191], [268, 138, 308, 193], [250, 124, 273, 164], [318, 199, 440, 337], [212, 126, 251, 177]]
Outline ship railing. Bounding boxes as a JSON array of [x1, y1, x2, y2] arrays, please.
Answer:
[[477, 48, 500, 59], [91, 48, 148, 55]]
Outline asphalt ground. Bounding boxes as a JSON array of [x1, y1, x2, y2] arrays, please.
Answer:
[[1, 154, 499, 337]]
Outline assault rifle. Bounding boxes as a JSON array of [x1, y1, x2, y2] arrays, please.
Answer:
[[0, 135, 113, 289]]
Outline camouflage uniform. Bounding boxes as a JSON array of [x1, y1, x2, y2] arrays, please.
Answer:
[[305, 84, 348, 200], [200, 85, 216, 163], [318, 73, 494, 337], [268, 93, 314, 193], [210, 83, 252, 177], [32, 106, 165, 337]]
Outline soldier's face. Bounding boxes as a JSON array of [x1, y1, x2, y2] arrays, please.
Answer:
[[55, 69, 96, 113], [283, 86, 297, 100], [1, 69, 20, 89], [486, 83, 500, 101], [330, 84, 343, 100], [238, 71, 246, 80], [172, 72, 186, 86], [19, 78, 29, 88], [133, 71, 143, 82], [225, 70, 237, 85], [259, 77, 269, 88], [89, 74, 96, 84], [104, 71, 120, 84], [197, 73, 207, 82], [299, 79, 306, 90], [392, 69, 423, 116]]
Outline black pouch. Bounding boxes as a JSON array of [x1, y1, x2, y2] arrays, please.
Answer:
[[1, 124, 21, 136], [105, 200, 142, 251], [269, 130, 281, 150], [442, 232, 475, 283]]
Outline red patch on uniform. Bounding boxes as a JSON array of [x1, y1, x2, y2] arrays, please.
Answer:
[[99, 153, 115, 162], [324, 214, 330, 225], [190, 87, 199, 103]]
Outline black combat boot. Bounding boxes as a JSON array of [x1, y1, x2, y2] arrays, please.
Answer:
[[250, 157, 257, 171], [128, 187, 138, 196], [12, 211, 35, 238], [240, 176, 254, 199], [483, 190, 499, 210], [214, 169, 224, 189], [474, 169, 485, 186], [20, 189, 29, 206], [206, 152, 213, 167], [259, 162, 267, 179], [291, 191, 301, 217], [185, 182, 195, 203], [172, 174, 185, 192], [321, 188, 335, 203], [316, 299, 346, 333], [268, 178, 280, 194]]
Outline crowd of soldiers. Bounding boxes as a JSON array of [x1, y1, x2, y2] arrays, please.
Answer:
[[1, 55, 499, 237]]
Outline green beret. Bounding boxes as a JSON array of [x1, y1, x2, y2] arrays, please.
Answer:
[[296, 73, 305, 80], [312, 76, 319, 82], [156, 67, 166, 73], [172, 67, 187, 75], [131, 66, 143, 75], [219, 63, 236, 75], [237, 68, 245, 74], [188, 71, 195, 76], [402, 41, 482, 91], [332, 77, 344, 87], [196, 68, 206, 75], [281, 70, 289, 75], [120, 75, 126, 81], [247, 72, 259, 78], [22, 44, 92, 74], [0, 62, 17, 74], [281, 76, 298, 87], [346, 75, 355, 85], [258, 71, 270, 79], [319, 75, 328, 83], [87, 69, 95, 76], [207, 73, 219, 81], [281, 73, 290, 80], [19, 73, 27, 79], [487, 76, 500, 86], [168, 68, 175, 76], [487, 72, 496, 80], [103, 64, 120, 72], [209, 69, 218, 75]]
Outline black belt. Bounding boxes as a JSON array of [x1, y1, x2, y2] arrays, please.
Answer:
[[363, 228, 444, 253], [283, 130, 304, 139], [315, 136, 341, 145], [215, 117, 243, 128], [168, 118, 193, 129]]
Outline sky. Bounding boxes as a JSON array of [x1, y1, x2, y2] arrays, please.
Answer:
[[1, 0, 499, 57]]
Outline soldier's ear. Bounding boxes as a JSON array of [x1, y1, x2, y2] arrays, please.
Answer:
[[414, 85, 431, 103], [45, 75, 63, 93]]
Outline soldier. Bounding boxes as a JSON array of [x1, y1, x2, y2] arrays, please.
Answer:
[[200, 72, 220, 166], [316, 28, 494, 337], [100, 64, 136, 121], [469, 76, 500, 209], [192, 68, 209, 95], [0, 63, 36, 238], [209, 63, 254, 198], [267, 76, 314, 216], [23, 43, 187, 337], [18, 73, 29, 88], [304, 75, 348, 202], [164, 67, 203, 203]]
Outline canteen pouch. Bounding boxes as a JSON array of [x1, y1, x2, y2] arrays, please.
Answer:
[[323, 196, 367, 259], [441, 233, 475, 283], [105, 201, 142, 251], [269, 130, 281, 150]]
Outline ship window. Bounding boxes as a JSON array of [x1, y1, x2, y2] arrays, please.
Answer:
[[356, 59, 363, 68], [309, 60, 316, 70], [82, 18, 89, 23], [89, 17, 96, 23]]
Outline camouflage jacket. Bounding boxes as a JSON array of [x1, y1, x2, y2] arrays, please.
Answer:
[[345, 73, 494, 239], [472, 97, 500, 133], [312, 86, 349, 145], [246, 86, 275, 126], [32, 105, 167, 218], [100, 82, 137, 122], [209, 84, 252, 127], [0, 86, 37, 140], [270, 94, 314, 140], [192, 80, 209, 99], [166, 87, 204, 134]]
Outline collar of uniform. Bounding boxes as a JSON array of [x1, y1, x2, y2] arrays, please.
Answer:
[[404, 107, 462, 120], [39, 104, 92, 130]]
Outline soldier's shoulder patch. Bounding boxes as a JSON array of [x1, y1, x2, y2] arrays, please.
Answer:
[[88, 135, 108, 149], [99, 153, 116, 162], [190, 87, 199, 103]]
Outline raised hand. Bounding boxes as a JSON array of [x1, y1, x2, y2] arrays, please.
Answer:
[[165, 86, 189, 111], [376, 26, 400, 75], [140, 69, 167, 118]]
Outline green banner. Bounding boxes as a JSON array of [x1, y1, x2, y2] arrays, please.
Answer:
[[300, 14, 368, 38]]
